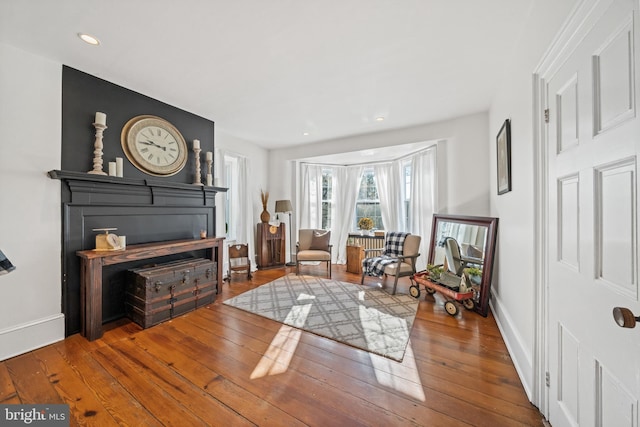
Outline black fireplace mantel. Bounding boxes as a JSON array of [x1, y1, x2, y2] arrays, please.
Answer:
[[49, 169, 227, 336], [48, 169, 226, 206]]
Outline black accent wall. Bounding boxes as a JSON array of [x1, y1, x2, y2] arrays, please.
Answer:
[[62, 66, 214, 181], [57, 66, 221, 336]]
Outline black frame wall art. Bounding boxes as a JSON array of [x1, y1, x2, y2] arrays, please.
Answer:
[[496, 119, 512, 195]]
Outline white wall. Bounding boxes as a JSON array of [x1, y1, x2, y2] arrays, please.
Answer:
[[0, 43, 65, 360], [214, 129, 269, 234], [269, 112, 491, 216], [488, 0, 578, 400]]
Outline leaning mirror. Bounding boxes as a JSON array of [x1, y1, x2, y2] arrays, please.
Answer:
[[427, 214, 499, 317]]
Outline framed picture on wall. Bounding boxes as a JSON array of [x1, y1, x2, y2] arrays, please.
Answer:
[[496, 119, 512, 195]]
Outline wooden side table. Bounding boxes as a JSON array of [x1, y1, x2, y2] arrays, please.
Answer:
[[346, 245, 364, 274]]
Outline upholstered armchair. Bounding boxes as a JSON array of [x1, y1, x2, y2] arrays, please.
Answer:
[[296, 229, 332, 278], [361, 232, 421, 295]]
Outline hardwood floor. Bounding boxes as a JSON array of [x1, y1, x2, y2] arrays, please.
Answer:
[[0, 265, 545, 426]]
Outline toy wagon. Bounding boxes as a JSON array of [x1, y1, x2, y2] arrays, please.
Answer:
[[410, 270, 476, 316]]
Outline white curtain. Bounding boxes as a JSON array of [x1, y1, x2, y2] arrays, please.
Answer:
[[333, 165, 363, 264], [220, 151, 256, 272], [236, 155, 255, 269], [299, 164, 324, 229], [374, 160, 405, 232], [409, 147, 437, 271], [299, 147, 437, 271]]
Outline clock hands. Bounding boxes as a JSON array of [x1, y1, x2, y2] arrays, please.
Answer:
[[138, 140, 167, 151]]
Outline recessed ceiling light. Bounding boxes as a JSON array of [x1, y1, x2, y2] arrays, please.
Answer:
[[303, 132, 309, 136], [375, 116, 385, 122], [78, 33, 100, 46]]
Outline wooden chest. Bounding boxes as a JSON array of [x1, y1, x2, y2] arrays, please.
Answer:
[[125, 258, 216, 329]]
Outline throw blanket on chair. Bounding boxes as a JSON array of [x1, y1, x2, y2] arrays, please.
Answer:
[[362, 232, 410, 277]]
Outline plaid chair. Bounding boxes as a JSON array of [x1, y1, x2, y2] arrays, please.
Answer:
[[361, 232, 421, 295]]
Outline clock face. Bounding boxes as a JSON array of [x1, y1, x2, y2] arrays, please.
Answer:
[[121, 115, 188, 176]]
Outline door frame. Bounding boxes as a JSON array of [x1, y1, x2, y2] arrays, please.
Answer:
[[532, 0, 618, 418]]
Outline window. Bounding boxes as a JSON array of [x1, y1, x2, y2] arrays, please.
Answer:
[[404, 162, 411, 227], [321, 169, 332, 229], [224, 154, 238, 239], [355, 168, 383, 230]]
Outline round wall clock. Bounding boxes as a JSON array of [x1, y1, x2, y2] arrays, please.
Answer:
[[121, 115, 188, 176]]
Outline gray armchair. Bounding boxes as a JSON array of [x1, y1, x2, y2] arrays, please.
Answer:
[[296, 229, 332, 278]]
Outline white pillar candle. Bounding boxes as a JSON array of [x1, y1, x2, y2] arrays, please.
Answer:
[[95, 112, 106, 126], [206, 151, 213, 161], [193, 139, 200, 150], [108, 162, 117, 176], [214, 178, 221, 187], [115, 157, 123, 177]]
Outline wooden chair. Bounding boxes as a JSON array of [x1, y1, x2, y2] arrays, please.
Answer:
[[225, 243, 251, 281], [296, 229, 332, 278], [361, 233, 421, 294]]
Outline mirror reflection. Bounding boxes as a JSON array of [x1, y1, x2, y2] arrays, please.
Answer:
[[426, 214, 498, 317], [434, 222, 487, 289]]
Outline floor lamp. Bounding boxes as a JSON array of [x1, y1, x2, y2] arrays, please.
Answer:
[[275, 200, 295, 266]]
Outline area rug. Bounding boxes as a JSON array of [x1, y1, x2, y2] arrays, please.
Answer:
[[223, 274, 419, 362]]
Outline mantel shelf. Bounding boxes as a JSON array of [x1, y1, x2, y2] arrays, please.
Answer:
[[48, 169, 228, 193]]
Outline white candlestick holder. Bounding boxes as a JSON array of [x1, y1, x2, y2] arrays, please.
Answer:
[[192, 147, 203, 185], [206, 158, 213, 186], [87, 123, 108, 175]]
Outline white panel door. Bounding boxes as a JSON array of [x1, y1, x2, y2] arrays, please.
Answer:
[[546, 0, 640, 426]]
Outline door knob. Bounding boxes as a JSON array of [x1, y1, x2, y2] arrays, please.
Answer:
[[612, 307, 640, 328]]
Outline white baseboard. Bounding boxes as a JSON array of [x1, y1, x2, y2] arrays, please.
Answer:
[[490, 292, 534, 402], [0, 314, 65, 361]]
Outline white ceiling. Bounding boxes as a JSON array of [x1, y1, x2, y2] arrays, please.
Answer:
[[0, 0, 534, 149]]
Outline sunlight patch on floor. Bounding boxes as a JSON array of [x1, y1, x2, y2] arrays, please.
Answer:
[[359, 303, 425, 401], [370, 341, 426, 401], [250, 302, 313, 379]]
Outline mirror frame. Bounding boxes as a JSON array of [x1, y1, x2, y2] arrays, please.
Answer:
[[427, 214, 499, 317]]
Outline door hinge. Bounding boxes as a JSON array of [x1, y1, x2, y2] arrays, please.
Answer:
[[544, 108, 550, 123], [545, 371, 550, 387]]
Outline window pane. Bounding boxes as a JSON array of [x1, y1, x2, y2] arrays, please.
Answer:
[[355, 169, 383, 229], [322, 169, 332, 229]]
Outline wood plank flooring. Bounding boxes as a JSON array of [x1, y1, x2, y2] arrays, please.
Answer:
[[0, 265, 545, 426]]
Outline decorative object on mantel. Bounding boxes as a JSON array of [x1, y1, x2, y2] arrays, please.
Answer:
[[0, 249, 16, 275], [121, 115, 188, 177], [87, 111, 108, 175], [192, 139, 203, 185], [260, 189, 270, 223], [115, 157, 123, 177], [205, 151, 213, 186], [275, 199, 295, 266], [92, 227, 123, 251]]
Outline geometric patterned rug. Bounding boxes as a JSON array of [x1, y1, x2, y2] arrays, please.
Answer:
[[223, 274, 419, 362]]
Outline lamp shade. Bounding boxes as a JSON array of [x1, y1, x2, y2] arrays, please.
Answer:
[[275, 199, 293, 213]]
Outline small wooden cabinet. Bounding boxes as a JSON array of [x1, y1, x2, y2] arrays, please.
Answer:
[[346, 245, 365, 274], [257, 223, 285, 269]]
